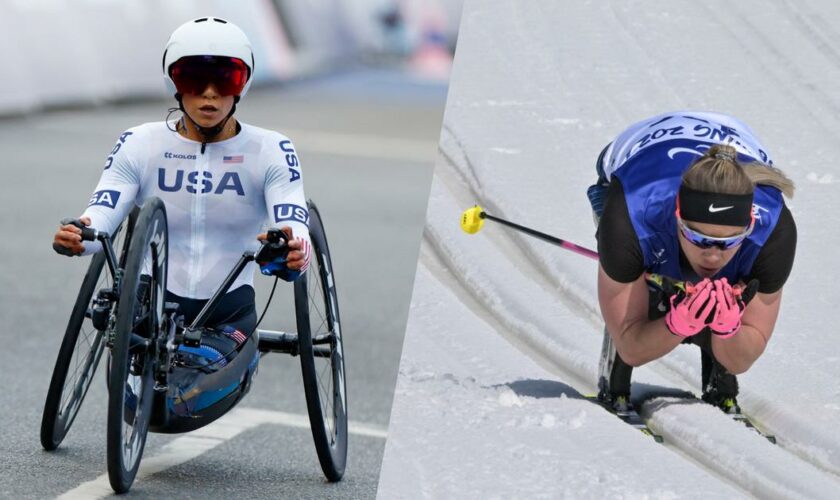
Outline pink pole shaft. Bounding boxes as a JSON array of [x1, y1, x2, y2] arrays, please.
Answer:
[[560, 241, 599, 260]]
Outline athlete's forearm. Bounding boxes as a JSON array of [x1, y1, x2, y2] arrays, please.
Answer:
[[599, 267, 683, 366], [712, 289, 780, 374], [612, 317, 684, 367], [711, 326, 767, 374], [80, 186, 138, 256]]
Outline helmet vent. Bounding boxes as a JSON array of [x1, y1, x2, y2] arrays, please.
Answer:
[[213, 18, 228, 24], [195, 18, 208, 23]]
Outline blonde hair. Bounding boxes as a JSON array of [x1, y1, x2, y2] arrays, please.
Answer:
[[682, 144, 795, 198]]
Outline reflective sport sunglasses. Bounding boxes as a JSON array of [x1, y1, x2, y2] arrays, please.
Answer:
[[676, 208, 754, 250], [169, 56, 249, 96]]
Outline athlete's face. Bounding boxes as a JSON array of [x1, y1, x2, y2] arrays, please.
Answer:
[[677, 220, 744, 278], [181, 83, 236, 129]]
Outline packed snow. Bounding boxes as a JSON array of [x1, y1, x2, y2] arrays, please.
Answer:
[[378, 0, 840, 497]]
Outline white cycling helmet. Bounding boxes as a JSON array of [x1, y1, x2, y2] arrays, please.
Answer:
[[162, 17, 255, 98]]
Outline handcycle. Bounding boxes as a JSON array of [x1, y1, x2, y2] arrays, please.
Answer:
[[40, 197, 347, 493]]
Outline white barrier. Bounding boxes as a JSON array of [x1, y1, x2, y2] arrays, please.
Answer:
[[0, 0, 462, 116], [0, 0, 295, 115], [277, 0, 461, 57]]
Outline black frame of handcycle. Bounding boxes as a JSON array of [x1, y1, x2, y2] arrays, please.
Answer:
[[81, 223, 321, 396], [45, 200, 347, 493]]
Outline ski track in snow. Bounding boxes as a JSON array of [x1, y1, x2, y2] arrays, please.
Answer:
[[428, 148, 840, 498], [378, 258, 744, 499], [381, 0, 840, 497]]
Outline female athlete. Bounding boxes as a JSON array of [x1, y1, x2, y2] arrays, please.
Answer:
[[50, 17, 311, 422], [588, 111, 797, 414]]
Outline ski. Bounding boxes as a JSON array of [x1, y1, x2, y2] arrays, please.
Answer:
[[728, 410, 777, 444], [584, 389, 776, 444], [634, 389, 777, 444], [595, 308, 776, 445], [585, 395, 664, 443]]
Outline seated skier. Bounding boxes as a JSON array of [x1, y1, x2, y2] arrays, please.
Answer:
[[588, 111, 797, 414]]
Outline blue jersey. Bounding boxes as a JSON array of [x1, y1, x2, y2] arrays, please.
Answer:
[[602, 112, 785, 283]]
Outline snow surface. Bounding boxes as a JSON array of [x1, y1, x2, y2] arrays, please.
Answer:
[[378, 0, 840, 498]]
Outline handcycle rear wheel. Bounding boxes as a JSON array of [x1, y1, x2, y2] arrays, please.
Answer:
[[295, 201, 348, 481], [40, 217, 131, 451], [106, 198, 168, 493]]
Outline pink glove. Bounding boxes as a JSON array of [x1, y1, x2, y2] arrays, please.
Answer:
[[665, 279, 717, 337], [709, 278, 744, 338]]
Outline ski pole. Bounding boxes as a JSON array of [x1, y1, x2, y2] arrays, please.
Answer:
[[458, 206, 746, 299], [458, 206, 762, 302], [459, 205, 599, 261]]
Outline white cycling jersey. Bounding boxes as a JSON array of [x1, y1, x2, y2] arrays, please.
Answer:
[[81, 121, 311, 299], [601, 111, 774, 180]]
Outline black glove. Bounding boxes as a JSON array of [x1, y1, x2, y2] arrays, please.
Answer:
[[735, 279, 760, 309], [255, 228, 291, 277]]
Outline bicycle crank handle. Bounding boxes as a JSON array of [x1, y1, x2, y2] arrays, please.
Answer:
[[255, 228, 290, 264], [266, 227, 289, 246], [60, 217, 97, 242]]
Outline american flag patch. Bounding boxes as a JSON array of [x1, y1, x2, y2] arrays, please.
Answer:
[[222, 326, 248, 345], [223, 155, 244, 164], [300, 237, 312, 273]]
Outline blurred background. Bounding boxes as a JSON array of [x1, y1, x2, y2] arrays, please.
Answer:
[[0, 0, 461, 498], [0, 0, 462, 114]]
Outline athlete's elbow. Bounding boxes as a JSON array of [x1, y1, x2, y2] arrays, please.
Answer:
[[614, 347, 652, 368], [712, 345, 756, 375], [611, 332, 655, 367], [720, 357, 753, 375], [712, 332, 767, 375]]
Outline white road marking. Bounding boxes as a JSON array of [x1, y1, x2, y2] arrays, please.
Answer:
[[235, 407, 389, 439], [56, 407, 387, 499], [282, 129, 439, 163]]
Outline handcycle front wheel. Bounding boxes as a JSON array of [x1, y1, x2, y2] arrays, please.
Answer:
[[106, 198, 168, 494], [294, 201, 348, 482], [40, 215, 132, 451]]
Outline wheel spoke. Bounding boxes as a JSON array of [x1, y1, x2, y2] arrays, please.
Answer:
[[59, 327, 98, 415], [59, 329, 103, 416], [308, 284, 328, 330], [308, 266, 328, 314], [57, 265, 115, 419], [122, 364, 146, 468], [308, 254, 338, 443], [316, 355, 335, 439]]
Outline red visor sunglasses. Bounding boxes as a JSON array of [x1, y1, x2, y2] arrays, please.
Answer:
[[169, 56, 249, 97]]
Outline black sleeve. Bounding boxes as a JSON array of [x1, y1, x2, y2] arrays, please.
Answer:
[[597, 178, 645, 283], [747, 204, 797, 294]]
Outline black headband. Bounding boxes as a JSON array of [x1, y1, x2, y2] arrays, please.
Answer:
[[678, 185, 753, 226]]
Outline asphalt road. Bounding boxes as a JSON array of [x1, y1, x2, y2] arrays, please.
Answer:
[[0, 68, 445, 499]]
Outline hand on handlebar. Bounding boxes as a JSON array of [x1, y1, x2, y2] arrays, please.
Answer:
[[256, 226, 307, 271], [53, 216, 92, 256]]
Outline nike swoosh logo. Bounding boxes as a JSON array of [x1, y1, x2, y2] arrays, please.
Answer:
[[709, 204, 734, 212]]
